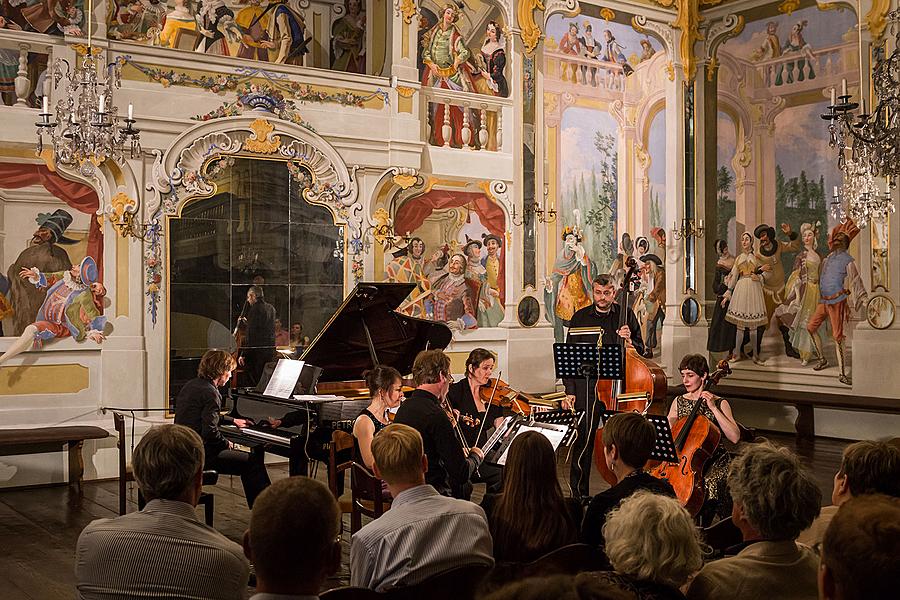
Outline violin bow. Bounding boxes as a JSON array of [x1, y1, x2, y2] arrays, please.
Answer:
[[474, 373, 502, 447]]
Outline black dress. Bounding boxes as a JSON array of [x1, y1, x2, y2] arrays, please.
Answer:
[[707, 264, 737, 353], [445, 379, 505, 492]]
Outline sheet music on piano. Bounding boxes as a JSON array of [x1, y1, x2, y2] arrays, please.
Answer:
[[262, 359, 305, 399]]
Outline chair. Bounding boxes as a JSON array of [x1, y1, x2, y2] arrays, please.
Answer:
[[521, 543, 610, 577], [320, 586, 382, 600], [328, 430, 355, 523], [701, 516, 743, 558], [350, 461, 390, 533], [113, 412, 217, 525], [383, 563, 492, 600]]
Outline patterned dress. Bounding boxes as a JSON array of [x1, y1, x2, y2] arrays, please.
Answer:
[[675, 395, 734, 517]]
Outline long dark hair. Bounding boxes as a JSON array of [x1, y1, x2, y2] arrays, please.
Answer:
[[490, 431, 577, 562]]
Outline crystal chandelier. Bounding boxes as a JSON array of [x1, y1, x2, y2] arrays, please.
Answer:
[[35, 0, 140, 176], [821, 6, 898, 225]]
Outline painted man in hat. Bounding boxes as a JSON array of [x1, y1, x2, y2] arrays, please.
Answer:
[[0, 256, 106, 365], [6, 209, 76, 336], [754, 222, 802, 359], [807, 220, 867, 385], [639, 253, 665, 359], [477, 233, 505, 327]]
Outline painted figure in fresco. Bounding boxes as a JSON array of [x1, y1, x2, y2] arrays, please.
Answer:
[[577, 21, 600, 84], [426, 253, 478, 330], [158, 0, 196, 48], [477, 234, 504, 328], [53, 0, 83, 36], [386, 237, 432, 318], [0, 273, 12, 336], [543, 222, 599, 342], [14, 0, 68, 35], [463, 237, 485, 282], [650, 226, 666, 264], [808, 220, 867, 385], [609, 232, 634, 290], [639, 38, 655, 62], [421, 4, 476, 146], [776, 222, 822, 366], [235, 0, 271, 61], [639, 253, 665, 359], [474, 21, 507, 98], [110, 0, 167, 40], [265, 0, 309, 64], [330, 0, 365, 74], [751, 21, 782, 61], [558, 22, 581, 55], [754, 222, 802, 359], [195, 0, 241, 55], [601, 29, 634, 76], [707, 239, 738, 360], [7, 209, 75, 337], [722, 232, 769, 365], [0, 257, 106, 366], [783, 20, 816, 82]]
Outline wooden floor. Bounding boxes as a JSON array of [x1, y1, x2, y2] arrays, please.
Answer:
[[0, 431, 845, 599]]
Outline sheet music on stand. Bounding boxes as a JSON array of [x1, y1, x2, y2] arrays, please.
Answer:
[[482, 410, 583, 466], [262, 359, 305, 399], [553, 343, 623, 380], [600, 410, 679, 463]]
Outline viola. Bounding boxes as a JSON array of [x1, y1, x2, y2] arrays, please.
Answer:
[[479, 377, 532, 417], [650, 360, 732, 515]]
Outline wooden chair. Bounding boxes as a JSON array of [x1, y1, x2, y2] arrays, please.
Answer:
[[114, 412, 217, 525], [701, 516, 743, 558], [328, 430, 355, 524], [383, 563, 492, 600], [320, 586, 382, 600], [350, 461, 390, 533]]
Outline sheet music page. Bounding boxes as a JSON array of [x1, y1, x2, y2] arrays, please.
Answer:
[[263, 359, 304, 399], [496, 423, 567, 466]]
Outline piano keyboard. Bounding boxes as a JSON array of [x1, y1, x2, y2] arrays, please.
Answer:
[[220, 424, 293, 446]]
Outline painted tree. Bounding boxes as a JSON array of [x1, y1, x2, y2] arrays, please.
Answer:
[[585, 131, 618, 270], [716, 166, 735, 243], [775, 165, 828, 273]]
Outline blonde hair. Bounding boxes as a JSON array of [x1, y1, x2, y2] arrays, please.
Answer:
[[800, 222, 820, 249], [197, 349, 236, 380], [371, 424, 424, 484], [602, 491, 704, 587]]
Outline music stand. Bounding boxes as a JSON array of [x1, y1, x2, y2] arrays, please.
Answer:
[[482, 415, 580, 466], [553, 343, 623, 380], [600, 410, 678, 463]]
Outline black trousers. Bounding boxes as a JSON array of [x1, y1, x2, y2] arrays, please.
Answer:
[[207, 447, 271, 508], [569, 396, 604, 500]]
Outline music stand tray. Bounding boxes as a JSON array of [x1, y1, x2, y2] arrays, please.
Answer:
[[600, 410, 678, 463], [482, 411, 583, 465], [553, 343, 623, 380]]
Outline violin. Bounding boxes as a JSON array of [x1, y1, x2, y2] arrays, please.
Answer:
[[440, 394, 474, 455], [478, 377, 532, 417], [650, 360, 732, 515]]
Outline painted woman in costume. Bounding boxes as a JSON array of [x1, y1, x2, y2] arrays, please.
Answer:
[[722, 232, 769, 364]]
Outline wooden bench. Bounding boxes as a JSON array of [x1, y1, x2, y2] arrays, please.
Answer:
[[701, 385, 900, 439], [0, 426, 110, 493]]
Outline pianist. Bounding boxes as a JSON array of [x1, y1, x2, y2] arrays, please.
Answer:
[[175, 349, 272, 508]]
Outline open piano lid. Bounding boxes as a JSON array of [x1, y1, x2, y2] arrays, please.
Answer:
[[301, 282, 453, 382]]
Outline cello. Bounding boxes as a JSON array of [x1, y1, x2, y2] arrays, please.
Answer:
[[592, 258, 668, 486], [650, 360, 732, 516]]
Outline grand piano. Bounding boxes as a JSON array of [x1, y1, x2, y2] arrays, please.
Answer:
[[221, 282, 452, 476]]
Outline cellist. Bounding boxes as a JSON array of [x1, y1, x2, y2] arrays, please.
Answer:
[[667, 354, 741, 523], [564, 273, 645, 502]]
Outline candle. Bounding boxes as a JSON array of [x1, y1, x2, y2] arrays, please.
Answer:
[[98, 95, 105, 114], [42, 95, 48, 114], [833, 186, 840, 197], [830, 87, 836, 106], [860, 98, 866, 114], [128, 103, 133, 120], [698, 219, 703, 229], [841, 79, 847, 97]]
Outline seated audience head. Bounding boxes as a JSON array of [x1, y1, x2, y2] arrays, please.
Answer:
[[371, 423, 427, 489], [727, 442, 821, 542], [482, 573, 634, 600], [832, 440, 900, 505], [365, 364, 404, 408], [132, 424, 205, 506], [819, 494, 900, 600], [197, 349, 236, 387], [492, 431, 576, 562], [244, 477, 341, 596], [602, 412, 657, 473], [412, 349, 451, 395], [602, 491, 704, 589]]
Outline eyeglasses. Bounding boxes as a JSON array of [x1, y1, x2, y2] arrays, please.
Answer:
[[443, 372, 455, 383]]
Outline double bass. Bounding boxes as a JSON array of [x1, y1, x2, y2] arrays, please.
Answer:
[[650, 360, 732, 515], [592, 258, 668, 486]]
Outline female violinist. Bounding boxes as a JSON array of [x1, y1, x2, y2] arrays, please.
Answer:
[[666, 354, 741, 523]]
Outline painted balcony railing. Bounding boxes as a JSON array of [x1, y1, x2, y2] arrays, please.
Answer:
[[544, 50, 626, 92], [748, 42, 855, 91], [0, 31, 56, 108], [420, 86, 511, 152]]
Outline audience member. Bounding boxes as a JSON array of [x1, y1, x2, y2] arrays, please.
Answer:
[[798, 439, 900, 545], [244, 477, 341, 600], [481, 431, 581, 563], [481, 573, 636, 600], [393, 349, 484, 499], [588, 491, 703, 600], [686, 443, 821, 600], [818, 494, 900, 600], [175, 349, 271, 508], [581, 412, 675, 547], [350, 423, 493, 591], [75, 425, 249, 600]]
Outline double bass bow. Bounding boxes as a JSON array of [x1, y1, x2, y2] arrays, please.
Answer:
[[650, 360, 732, 516]]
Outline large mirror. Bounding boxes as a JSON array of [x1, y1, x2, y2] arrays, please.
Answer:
[[167, 157, 345, 405]]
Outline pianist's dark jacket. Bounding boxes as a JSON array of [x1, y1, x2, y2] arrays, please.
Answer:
[[393, 388, 482, 499], [175, 378, 231, 460]]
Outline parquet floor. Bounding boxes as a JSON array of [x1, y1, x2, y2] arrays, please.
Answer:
[[0, 431, 846, 599]]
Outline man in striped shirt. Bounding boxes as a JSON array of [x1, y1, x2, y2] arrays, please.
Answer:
[[349, 423, 494, 591], [75, 425, 249, 600]]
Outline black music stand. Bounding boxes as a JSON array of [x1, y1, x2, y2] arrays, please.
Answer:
[[482, 415, 580, 465], [600, 410, 678, 463], [553, 343, 623, 380]]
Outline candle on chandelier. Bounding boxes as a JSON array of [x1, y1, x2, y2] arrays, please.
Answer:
[[841, 78, 847, 97], [42, 95, 48, 114], [830, 87, 836, 106], [861, 98, 867, 115], [833, 186, 840, 197], [128, 103, 133, 120], [98, 95, 106, 114], [698, 219, 703, 230]]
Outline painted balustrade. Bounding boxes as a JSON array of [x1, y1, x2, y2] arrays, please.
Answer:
[[544, 50, 626, 92], [749, 42, 855, 91], [420, 85, 511, 152]]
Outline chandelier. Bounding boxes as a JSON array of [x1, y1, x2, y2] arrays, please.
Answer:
[[821, 6, 898, 225], [35, 0, 140, 176]]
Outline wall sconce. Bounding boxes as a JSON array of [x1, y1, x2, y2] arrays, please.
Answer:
[[109, 191, 154, 241], [511, 185, 557, 226], [672, 218, 704, 240]]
